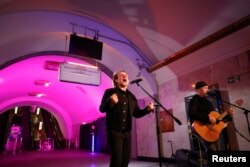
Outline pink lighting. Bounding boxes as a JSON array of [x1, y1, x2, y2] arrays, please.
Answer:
[[0, 55, 112, 139], [44, 83, 50, 87]]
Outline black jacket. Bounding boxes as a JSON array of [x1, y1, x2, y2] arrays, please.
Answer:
[[99, 87, 150, 131], [188, 94, 232, 124], [188, 94, 215, 124]]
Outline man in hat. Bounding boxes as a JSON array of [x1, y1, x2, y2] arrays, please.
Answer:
[[188, 81, 234, 151]]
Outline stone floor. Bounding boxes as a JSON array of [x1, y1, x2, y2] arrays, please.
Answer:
[[0, 149, 177, 167]]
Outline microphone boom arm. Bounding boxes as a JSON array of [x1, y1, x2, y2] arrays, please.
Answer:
[[135, 82, 182, 125]]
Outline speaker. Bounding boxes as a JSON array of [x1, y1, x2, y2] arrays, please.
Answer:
[[69, 34, 103, 60], [175, 149, 206, 167]]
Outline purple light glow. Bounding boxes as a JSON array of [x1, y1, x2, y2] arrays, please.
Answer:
[[0, 55, 112, 139]]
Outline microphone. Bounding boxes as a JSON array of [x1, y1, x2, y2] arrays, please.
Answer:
[[130, 78, 143, 84]]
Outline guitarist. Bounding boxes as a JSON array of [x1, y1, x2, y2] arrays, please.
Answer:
[[188, 81, 234, 151]]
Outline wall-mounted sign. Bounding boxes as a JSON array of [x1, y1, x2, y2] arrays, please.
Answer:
[[59, 62, 100, 86]]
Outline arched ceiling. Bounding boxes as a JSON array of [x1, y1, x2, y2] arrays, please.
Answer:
[[0, 0, 249, 137], [1, 0, 249, 73]]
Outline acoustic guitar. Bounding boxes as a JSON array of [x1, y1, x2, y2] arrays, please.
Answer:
[[192, 111, 228, 142], [192, 99, 242, 142]]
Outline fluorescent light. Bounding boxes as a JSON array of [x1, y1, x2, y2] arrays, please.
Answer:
[[36, 93, 44, 98], [67, 61, 98, 69], [36, 107, 40, 115], [39, 122, 43, 130], [28, 92, 45, 98], [14, 107, 18, 114], [91, 134, 95, 152], [34, 80, 51, 87]]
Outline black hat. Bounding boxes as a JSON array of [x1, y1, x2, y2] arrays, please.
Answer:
[[195, 81, 208, 89]]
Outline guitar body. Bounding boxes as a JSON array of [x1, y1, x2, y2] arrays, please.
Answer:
[[192, 111, 227, 142]]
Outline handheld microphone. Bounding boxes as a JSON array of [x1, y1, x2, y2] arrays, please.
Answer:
[[130, 78, 143, 84]]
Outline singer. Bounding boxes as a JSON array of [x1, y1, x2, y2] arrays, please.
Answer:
[[99, 70, 154, 167], [188, 81, 234, 152]]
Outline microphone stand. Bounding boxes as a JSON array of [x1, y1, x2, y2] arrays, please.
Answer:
[[135, 82, 182, 167], [220, 98, 250, 135], [166, 140, 175, 167]]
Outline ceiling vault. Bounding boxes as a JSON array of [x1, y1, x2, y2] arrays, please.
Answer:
[[147, 15, 250, 73]]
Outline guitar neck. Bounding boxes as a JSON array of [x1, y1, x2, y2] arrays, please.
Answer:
[[218, 110, 229, 120]]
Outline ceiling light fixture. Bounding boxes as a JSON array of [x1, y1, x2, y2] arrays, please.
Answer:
[[44, 61, 60, 71], [28, 92, 45, 98], [34, 80, 51, 87], [14, 107, 18, 114]]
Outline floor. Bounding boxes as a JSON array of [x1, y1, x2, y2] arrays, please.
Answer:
[[0, 149, 177, 167]]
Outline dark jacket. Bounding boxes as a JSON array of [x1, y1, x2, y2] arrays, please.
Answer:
[[188, 94, 232, 124], [99, 87, 149, 131], [188, 94, 215, 124]]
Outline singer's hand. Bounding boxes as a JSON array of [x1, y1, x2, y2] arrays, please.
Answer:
[[147, 102, 155, 112], [110, 93, 118, 104]]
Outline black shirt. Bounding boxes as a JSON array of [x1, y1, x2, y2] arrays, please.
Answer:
[[188, 94, 215, 124], [99, 87, 149, 131], [116, 88, 130, 131]]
